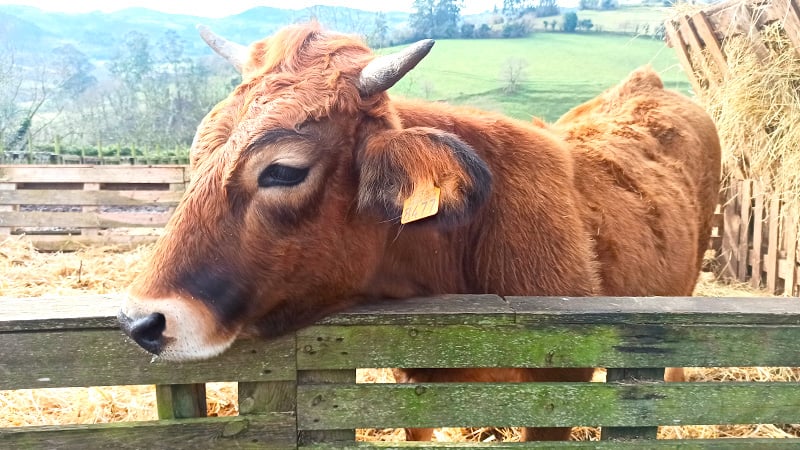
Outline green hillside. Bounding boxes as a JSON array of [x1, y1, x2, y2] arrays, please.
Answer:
[[387, 33, 691, 122]]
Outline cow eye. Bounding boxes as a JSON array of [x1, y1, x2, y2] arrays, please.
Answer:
[[258, 164, 309, 188]]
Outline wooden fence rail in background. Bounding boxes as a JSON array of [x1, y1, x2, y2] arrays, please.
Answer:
[[2, 294, 800, 448], [0, 165, 188, 250]]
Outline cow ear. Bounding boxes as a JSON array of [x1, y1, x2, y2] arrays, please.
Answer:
[[357, 127, 492, 227]]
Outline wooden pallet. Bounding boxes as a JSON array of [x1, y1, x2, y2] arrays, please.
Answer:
[[0, 165, 187, 250], [666, 0, 800, 93]]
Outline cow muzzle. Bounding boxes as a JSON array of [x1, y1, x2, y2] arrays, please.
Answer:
[[118, 311, 167, 355], [118, 295, 238, 361]]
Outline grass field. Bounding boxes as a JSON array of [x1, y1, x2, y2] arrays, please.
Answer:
[[570, 6, 674, 34], [387, 31, 690, 122]]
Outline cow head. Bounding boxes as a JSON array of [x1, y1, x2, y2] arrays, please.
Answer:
[[118, 23, 492, 361]]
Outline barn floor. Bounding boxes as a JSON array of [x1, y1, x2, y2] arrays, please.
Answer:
[[1, 237, 798, 441]]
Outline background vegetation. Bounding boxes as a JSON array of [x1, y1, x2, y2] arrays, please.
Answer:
[[0, 2, 688, 163]]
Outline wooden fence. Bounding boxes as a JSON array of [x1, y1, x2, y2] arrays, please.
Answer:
[[0, 165, 188, 251], [717, 179, 799, 296], [2, 294, 800, 447]]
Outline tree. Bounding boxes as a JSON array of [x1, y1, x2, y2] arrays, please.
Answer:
[[503, 0, 534, 16], [460, 23, 475, 38], [535, 0, 559, 17], [578, 19, 594, 31], [500, 57, 529, 94], [51, 44, 96, 98], [367, 12, 389, 48], [580, 0, 599, 9], [410, 0, 463, 39], [563, 12, 578, 32], [109, 31, 153, 87], [476, 23, 493, 38]]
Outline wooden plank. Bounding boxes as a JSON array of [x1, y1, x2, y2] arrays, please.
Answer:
[[508, 296, 800, 325], [298, 369, 356, 446], [297, 322, 800, 370], [0, 165, 186, 184], [773, 0, 800, 57], [0, 189, 183, 206], [0, 210, 172, 228], [82, 182, 100, 238], [750, 183, 765, 289], [0, 414, 296, 449], [297, 382, 800, 430], [664, 23, 706, 95], [691, 11, 728, 75], [720, 182, 741, 279], [20, 234, 161, 252], [601, 368, 664, 441], [738, 180, 753, 281], [784, 204, 798, 296], [738, 3, 771, 62], [315, 294, 514, 326], [239, 380, 297, 415], [0, 182, 15, 235], [679, 15, 719, 88], [156, 383, 207, 419], [0, 330, 296, 389], [766, 197, 782, 293], [311, 440, 800, 449]]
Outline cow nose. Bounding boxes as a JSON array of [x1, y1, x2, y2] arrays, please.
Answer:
[[127, 312, 167, 355]]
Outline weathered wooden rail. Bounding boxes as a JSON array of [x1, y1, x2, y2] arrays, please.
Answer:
[[0, 165, 187, 250], [2, 294, 800, 448]]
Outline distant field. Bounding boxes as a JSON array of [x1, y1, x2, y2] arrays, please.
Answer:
[[568, 6, 674, 34], [386, 31, 690, 122]]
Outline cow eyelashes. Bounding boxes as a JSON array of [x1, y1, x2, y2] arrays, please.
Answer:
[[258, 164, 309, 188]]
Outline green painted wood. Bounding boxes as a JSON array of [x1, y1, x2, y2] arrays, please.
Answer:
[[297, 323, 800, 369], [0, 189, 183, 206], [297, 382, 800, 430], [298, 369, 357, 446], [0, 330, 295, 389], [156, 383, 207, 419], [308, 440, 800, 449], [508, 296, 800, 325], [601, 368, 665, 440], [0, 295, 123, 331], [315, 295, 514, 326], [0, 414, 296, 449]]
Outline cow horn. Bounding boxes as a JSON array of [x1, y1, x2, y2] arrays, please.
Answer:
[[197, 24, 249, 73], [358, 39, 435, 97]]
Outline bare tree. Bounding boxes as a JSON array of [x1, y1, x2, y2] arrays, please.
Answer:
[[500, 57, 529, 94]]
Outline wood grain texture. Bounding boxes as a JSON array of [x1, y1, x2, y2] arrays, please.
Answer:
[[0, 189, 183, 206], [297, 322, 800, 369], [296, 382, 800, 430], [0, 210, 172, 228], [0, 165, 187, 184], [0, 330, 295, 389], [0, 414, 296, 449]]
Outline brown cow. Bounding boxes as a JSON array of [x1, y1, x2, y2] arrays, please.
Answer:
[[118, 22, 721, 441]]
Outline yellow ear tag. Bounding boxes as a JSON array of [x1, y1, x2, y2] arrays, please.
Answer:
[[401, 185, 441, 224]]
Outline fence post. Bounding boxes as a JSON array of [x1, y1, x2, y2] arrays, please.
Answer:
[[298, 369, 356, 446], [155, 384, 207, 419], [601, 368, 665, 440]]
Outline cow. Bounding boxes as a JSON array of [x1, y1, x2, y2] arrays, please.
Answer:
[[118, 22, 721, 441]]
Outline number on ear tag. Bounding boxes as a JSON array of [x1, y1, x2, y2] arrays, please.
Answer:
[[401, 186, 441, 224]]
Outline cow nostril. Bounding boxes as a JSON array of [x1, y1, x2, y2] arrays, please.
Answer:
[[129, 312, 166, 355]]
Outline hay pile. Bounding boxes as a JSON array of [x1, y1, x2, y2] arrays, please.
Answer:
[[1, 239, 797, 441], [674, 1, 800, 229]]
